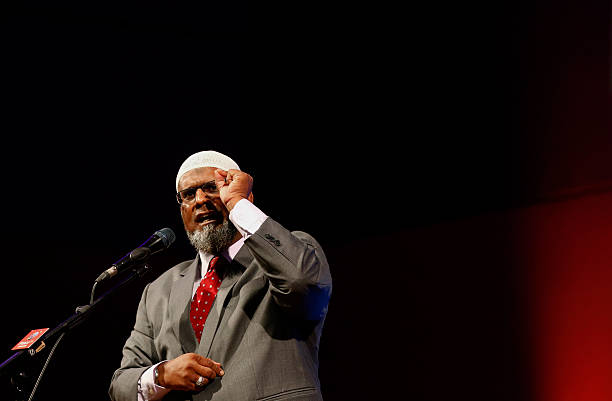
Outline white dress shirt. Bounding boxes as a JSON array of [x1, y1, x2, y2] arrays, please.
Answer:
[[137, 199, 268, 401]]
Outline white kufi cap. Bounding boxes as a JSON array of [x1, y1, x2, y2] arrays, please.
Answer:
[[176, 150, 240, 190]]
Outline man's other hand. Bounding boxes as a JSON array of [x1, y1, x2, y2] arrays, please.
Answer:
[[157, 353, 224, 391]]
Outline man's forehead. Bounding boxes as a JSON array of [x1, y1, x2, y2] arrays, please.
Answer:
[[178, 167, 216, 190]]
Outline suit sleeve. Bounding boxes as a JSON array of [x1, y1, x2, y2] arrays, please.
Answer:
[[244, 216, 332, 320], [109, 283, 160, 401]]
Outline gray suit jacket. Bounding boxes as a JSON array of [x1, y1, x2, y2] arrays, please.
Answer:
[[109, 218, 332, 401]]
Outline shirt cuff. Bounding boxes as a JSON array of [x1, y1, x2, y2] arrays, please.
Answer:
[[229, 199, 268, 238], [138, 362, 171, 401]]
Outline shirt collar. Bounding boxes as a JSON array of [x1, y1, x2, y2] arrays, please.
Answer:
[[197, 236, 246, 280]]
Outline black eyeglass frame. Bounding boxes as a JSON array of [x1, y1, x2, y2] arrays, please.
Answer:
[[176, 180, 219, 204]]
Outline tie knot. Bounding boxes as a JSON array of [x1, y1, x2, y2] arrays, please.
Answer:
[[210, 255, 224, 268], [210, 256, 219, 268], [207, 255, 228, 277]]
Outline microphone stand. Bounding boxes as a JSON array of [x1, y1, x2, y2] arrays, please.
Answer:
[[0, 262, 154, 401]]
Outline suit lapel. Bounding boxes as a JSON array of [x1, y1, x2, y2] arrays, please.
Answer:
[[169, 256, 199, 354]]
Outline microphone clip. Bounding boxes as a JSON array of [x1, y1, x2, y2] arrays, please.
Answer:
[[95, 247, 151, 283]]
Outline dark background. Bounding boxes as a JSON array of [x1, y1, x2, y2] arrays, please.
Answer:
[[0, 0, 610, 400]]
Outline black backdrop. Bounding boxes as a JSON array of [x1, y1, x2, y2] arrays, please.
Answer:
[[0, 1, 610, 400]]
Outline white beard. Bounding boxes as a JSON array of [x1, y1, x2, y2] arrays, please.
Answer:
[[186, 219, 238, 254]]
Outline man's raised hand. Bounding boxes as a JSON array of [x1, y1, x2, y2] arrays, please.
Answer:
[[214, 169, 253, 211]]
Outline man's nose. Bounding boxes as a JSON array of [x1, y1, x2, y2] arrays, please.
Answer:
[[195, 188, 210, 204]]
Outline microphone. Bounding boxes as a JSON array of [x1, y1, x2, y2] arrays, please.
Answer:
[[95, 228, 176, 283]]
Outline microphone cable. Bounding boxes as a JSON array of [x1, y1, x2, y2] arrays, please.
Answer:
[[27, 331, 66, 401]]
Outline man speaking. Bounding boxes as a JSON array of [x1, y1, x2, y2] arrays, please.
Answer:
[[109, 150, 332, 401]]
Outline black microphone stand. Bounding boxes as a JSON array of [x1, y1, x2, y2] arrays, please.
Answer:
[[0, 262, 154, 401]]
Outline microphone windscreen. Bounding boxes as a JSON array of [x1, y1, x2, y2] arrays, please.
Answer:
[[155, 228, 176, 248]]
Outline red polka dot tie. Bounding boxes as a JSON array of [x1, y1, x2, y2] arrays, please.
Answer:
[[190, 256, 223, 342]]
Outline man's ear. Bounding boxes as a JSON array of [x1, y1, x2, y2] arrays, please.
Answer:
[[247, 192, 254, 203]]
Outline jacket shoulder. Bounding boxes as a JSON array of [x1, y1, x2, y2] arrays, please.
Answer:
[[147, 258, 195, 294]]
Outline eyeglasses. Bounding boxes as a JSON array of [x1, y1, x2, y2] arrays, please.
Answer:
[[176, 181, 219, 204]]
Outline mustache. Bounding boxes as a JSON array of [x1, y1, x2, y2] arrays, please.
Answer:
[[195, 210, 223, 223]]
